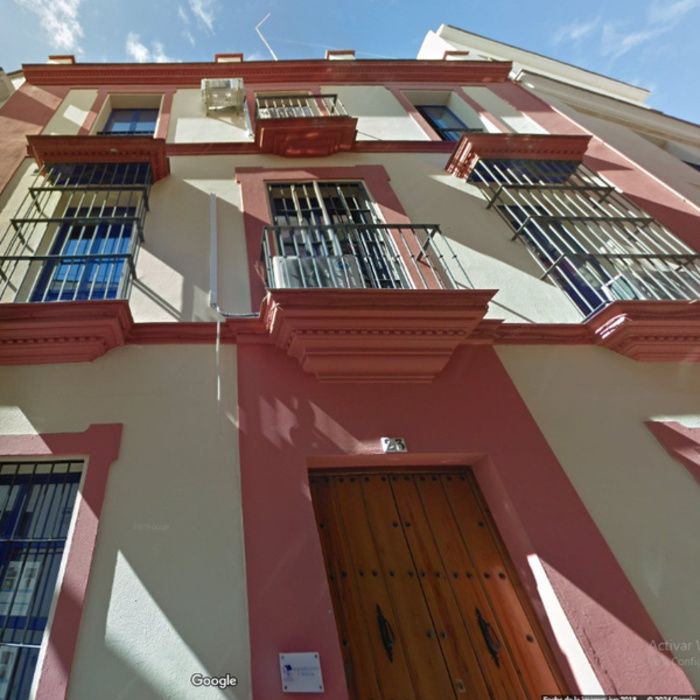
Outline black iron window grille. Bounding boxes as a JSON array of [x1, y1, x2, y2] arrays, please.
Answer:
[[255, 94, 348, 120], [262, 181, 469, 290], [0, 460, 83, 700], [467, 158, 700, 316], [0, 162, 152, 303]]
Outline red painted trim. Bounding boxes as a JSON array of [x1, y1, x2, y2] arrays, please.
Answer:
[[155, 90, 174, 140], [261, 288, 495, 381], [26, 134, 170, 181], [645, 420, 700, 485], [236, 343, 693, 697], [0, 424, 123, 700], [78, 87, 108, 135], [489, 81, 700, 252], [2, 299, 698, 364], [0, 83, 69, 197], [447, 132, 592, 179], [387, 85, 441, 141], [455, 88, 511, 133], [22, 60, 512, 88], [254, 116, 358, 157], [589, 300, 700, 361], [235, 165, 415, 307], [0, 301, 132, 364], [165, 140, 456, 156]]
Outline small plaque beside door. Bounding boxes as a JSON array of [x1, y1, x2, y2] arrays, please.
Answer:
[[279, 652, 324, 693]]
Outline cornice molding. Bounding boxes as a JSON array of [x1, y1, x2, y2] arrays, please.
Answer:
[[259, 288, 495, 382], [446, 132, 592, 179], [589, 300, 700, 361], [26, 134, 170, 181], [22, 59, 512, 88], [2, 298, 697, 367], [0, 301, 132, 364]]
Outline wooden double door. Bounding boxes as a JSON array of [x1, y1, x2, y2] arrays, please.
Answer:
[[310, 470, 566, 699]]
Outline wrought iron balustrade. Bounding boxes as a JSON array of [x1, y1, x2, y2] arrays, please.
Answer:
[[255, 94, 348, 120], [466, 156, 700, 316], [261, 222, 469, 290], [0, 162, 150, 303]]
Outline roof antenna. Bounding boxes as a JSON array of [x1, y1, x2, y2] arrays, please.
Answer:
[[255, 13, 278, 61]]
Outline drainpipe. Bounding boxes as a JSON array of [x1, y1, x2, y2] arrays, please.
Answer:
[[209, 192, 259, 319]]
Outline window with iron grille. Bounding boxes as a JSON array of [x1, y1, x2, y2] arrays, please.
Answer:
[[467, 158, 700, 316], [263, 181, 410, 289], [0, 460, 83, 700], [0, 162, 151, 303]]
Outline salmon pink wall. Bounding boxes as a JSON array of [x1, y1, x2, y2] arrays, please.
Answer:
[[490, 82, 700, 253], [0, 83, 68, 196], [236, 344, 692, 699]]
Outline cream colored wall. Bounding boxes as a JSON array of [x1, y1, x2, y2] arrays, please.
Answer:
[[463, 86, 547, 134], [42, 90, 97, 135], [497, 345, 700, 686], [0, 345, 250, 700], [132, 155, 251, 321], [168, 89, 251, 143], [322, 85, 428, 141], [536, 91, 700, 209]]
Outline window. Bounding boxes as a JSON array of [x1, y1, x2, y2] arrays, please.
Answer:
[[100, 108, 159, 136], [0, 162, 151, 304], [263, 181, 409, 289], [416, 105, 479, 141], [467, 156, 700, 316], [0, 460, 83, 700]]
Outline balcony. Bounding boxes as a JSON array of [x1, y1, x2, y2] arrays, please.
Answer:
[[448, 133, 700, 318], [0, 162, 150, 305], [260, 222, 469, 290], [254, 94, 358, 157]]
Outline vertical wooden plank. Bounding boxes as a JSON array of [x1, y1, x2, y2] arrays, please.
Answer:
[[360, 474, 457, 700], [390, 474, 493, 698], [310, 475, 383, 700], [445, 472, 566, 695], [332, 474, 419, 700], [417, 474, 529, 699]]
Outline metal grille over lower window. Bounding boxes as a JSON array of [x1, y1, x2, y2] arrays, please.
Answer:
[[0, 460, 82, 700], [0, 162, 152, 303], [467, 158, 700, 316], [262, 181, 469, 290]]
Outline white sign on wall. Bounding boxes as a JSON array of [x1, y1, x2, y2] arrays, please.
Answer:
[[279, 652, 324, 694]]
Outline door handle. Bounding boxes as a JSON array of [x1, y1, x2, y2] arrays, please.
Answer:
[[376, 604, 395, 662], [476, 607, 501, 667]]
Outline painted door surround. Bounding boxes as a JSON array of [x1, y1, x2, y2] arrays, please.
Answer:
[[236, 343, 693, 699]]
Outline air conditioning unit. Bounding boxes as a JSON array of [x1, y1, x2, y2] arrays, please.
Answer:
[[271, 255, 364, 289], [201, 78, 245, 112]]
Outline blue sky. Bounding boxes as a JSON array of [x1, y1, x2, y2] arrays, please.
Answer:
[[2, 0, 699, 123]]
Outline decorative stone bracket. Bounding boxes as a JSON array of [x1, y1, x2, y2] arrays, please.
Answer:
[[259, 288, 495, 382]]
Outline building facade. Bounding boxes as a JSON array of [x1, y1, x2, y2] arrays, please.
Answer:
[[0, 27, 698, 699]]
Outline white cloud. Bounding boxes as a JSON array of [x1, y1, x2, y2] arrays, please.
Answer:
[[553, 17, 600, 45], [14, 0, 83, 51], [648, 0, 700, 24], [125, 33, 174, 63], [177, 5, 196, 46], [601, 23, 665, 60], [188, 0, 216, 33]]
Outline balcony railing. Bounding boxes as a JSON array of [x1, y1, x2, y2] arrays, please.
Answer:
[[0, 162, 150, 304], [255, 94, 348, 120], [96, 129, 156, 136], [261, 223, 469, 290]]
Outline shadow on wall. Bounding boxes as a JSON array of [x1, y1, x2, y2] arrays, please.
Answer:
[[136, 175, 249, 321]]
